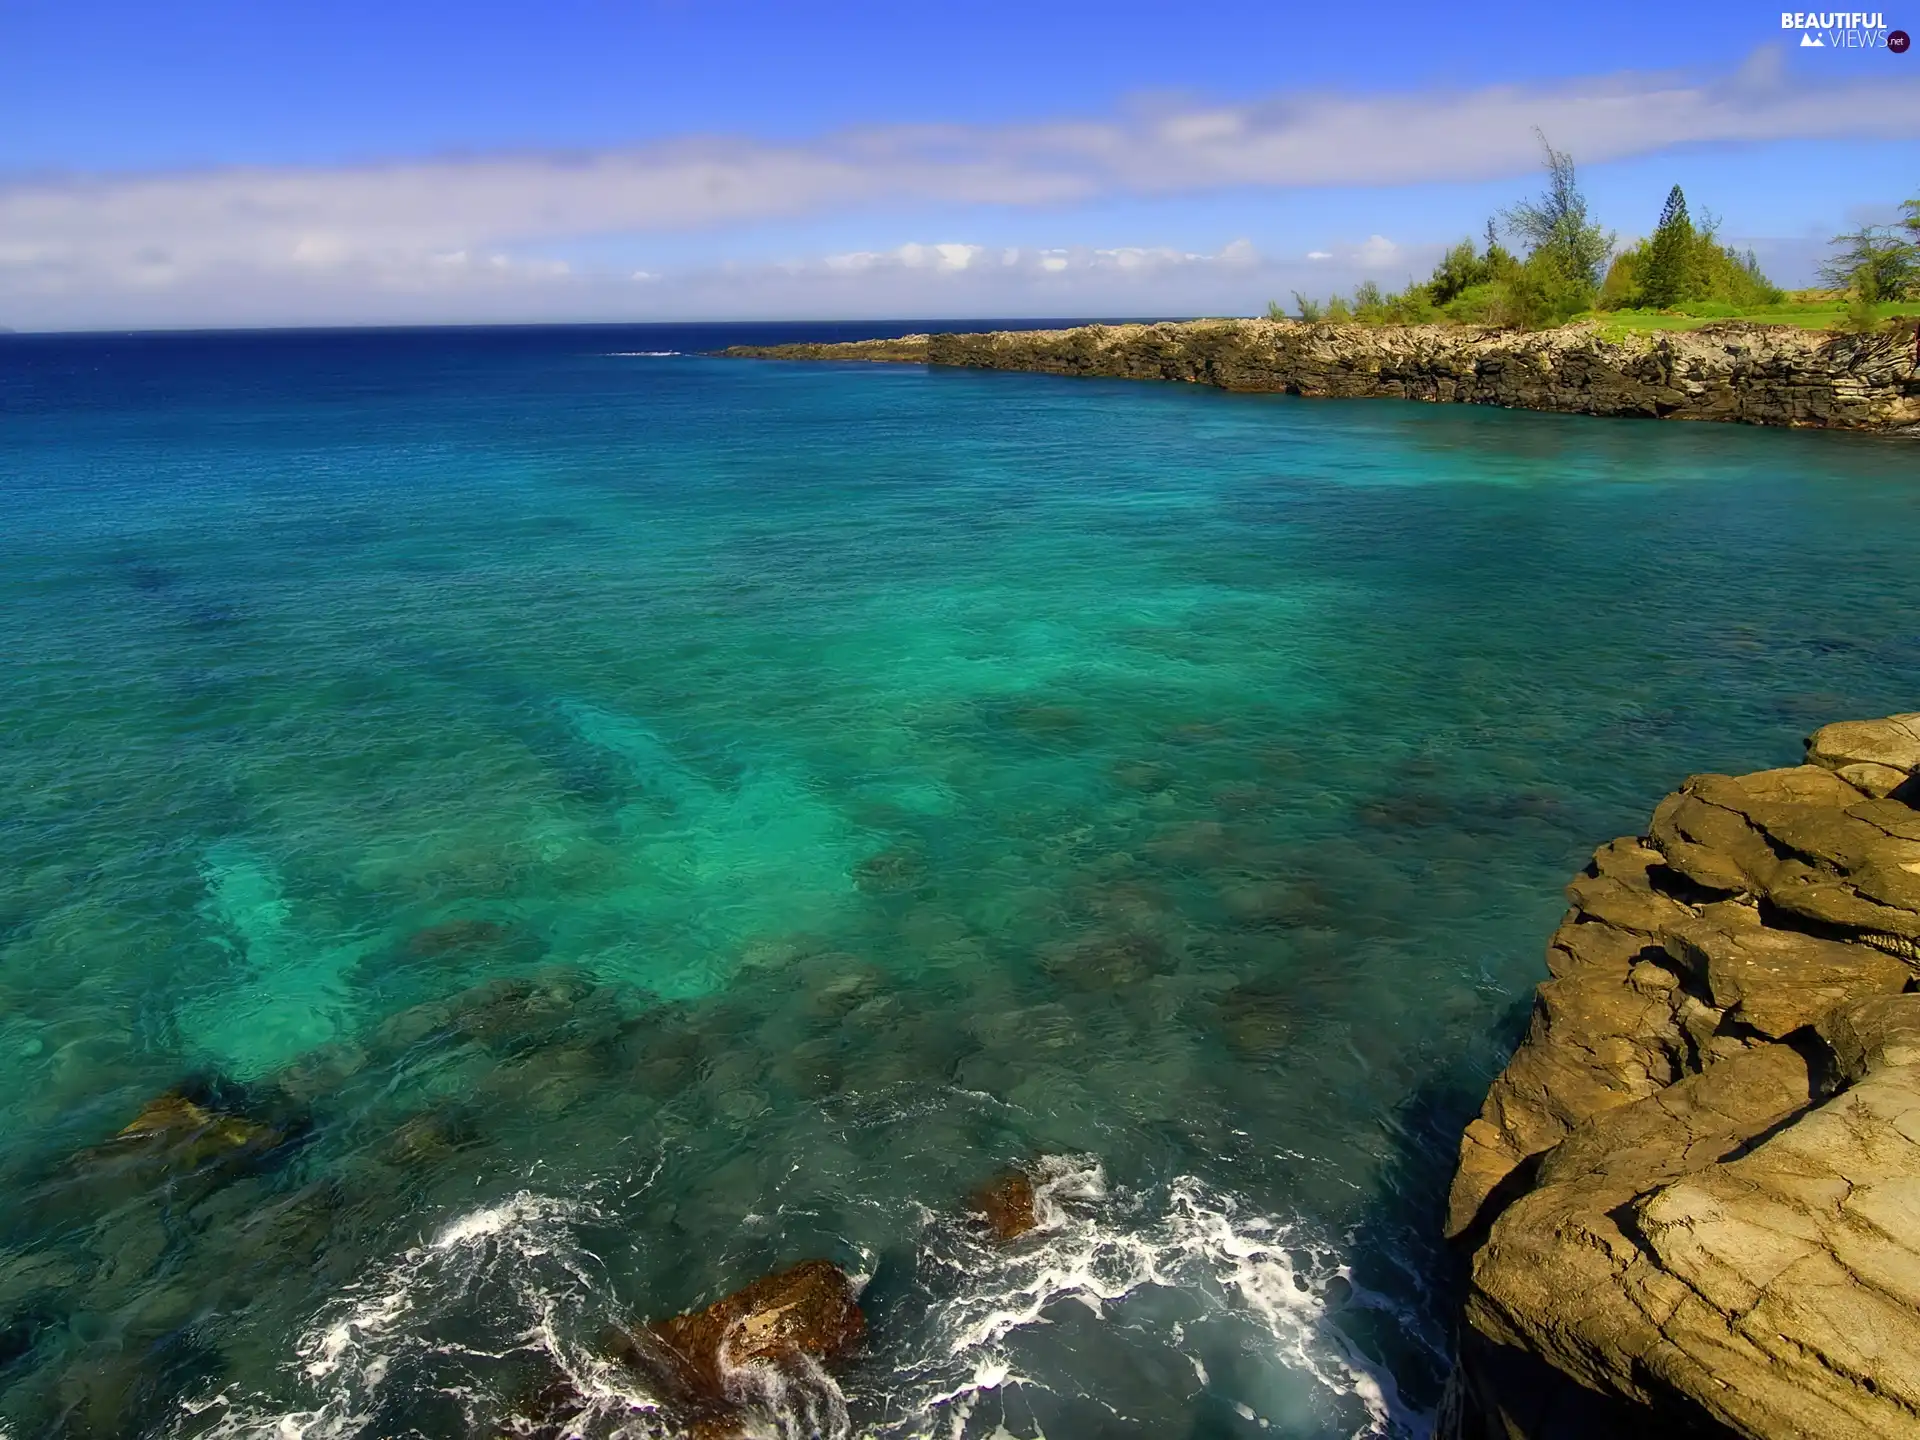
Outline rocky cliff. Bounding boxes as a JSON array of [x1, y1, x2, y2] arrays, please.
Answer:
[[1444, 714, 1920, 1439], [721, 320, 1920, 431]]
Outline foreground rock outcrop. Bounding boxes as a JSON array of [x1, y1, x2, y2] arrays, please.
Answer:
[[721, 319, 1920, 431], [1445, 713, 1920, 1439]]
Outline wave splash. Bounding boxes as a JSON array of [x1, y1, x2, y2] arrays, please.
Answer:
[[188, 1191, 674, 1440], [886, 1158, 1427, 1439], [180, 1167, 1427, 1440]]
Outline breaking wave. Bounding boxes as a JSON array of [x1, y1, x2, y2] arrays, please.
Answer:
[[186, 1192, 678, 1440], [876, 1157, 1429, 1439], [179, 1163, 1429, 1440]]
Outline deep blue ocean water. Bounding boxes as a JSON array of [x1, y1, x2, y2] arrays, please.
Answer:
[[2, 322, 1918, 1440]]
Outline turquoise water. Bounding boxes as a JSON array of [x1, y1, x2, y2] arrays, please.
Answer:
[[3, 325, 1918, 1440]]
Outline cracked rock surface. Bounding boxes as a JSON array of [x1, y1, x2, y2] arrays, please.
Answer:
[[1444, 713, 1920, 1439], [722, 320, 1920, 433]]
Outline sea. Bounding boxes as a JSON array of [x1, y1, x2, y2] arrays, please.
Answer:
[[2, 321, 1918, 1440]]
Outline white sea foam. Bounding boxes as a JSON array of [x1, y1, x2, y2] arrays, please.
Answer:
[[189, 1191, 673, 1440], [179, 1169, 1428, 1440], [881, 1158, 1430, 1440], [604, 351, 682, 357]]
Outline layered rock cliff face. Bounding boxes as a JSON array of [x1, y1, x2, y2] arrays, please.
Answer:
[[721, 320, 1920, 431], [1445, 714, 1920, 1439]]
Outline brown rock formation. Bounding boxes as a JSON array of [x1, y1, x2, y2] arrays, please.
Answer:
[[598, 1260, 865, 1432], [75, 1089, 286, 1185], [1445, 712, 1920, 1439], [722, 320, 1920, 432], [967, 1169, 1040, 1242]]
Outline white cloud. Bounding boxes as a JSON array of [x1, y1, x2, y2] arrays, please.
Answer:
[[1355, 235, 1401, 268], [1, 46, 1911, 327], [1306, 251, 1333, 260], [823, 241, 984, 272]]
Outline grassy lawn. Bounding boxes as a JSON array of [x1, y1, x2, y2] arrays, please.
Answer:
[[1586, 293, 1920, 338]]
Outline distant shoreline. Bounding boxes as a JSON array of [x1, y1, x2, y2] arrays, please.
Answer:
[[720, 318, 1920, 433]]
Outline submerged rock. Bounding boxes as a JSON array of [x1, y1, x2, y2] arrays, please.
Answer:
[[1037, 929, 1163, 990], [403, 917, 523, 959], [72, 1085, 287, 1189], [852, 845, 928, 895], [1445, 710, 1920, 1439]]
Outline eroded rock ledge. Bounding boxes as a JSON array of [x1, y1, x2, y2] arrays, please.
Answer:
[[1445, 713, 1920, 1439], [720, 320, 1920, 431]]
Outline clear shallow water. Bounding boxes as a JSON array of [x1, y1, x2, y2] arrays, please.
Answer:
[[2, 323, 1918, 1440]]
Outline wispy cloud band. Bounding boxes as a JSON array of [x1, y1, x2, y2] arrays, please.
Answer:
[[2, 48, 1911, 326]]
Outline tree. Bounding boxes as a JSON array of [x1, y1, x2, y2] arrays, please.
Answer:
[[1292, 292, 1324, 322], [1500, 131, 1615, 307], [1640, 185, 1694, 308], [1821, 224, 1918, 304]]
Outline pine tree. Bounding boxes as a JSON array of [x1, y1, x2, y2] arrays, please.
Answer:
[[1640, 185, 1694, 308]]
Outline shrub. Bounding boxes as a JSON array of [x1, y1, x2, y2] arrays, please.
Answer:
[[1440, 282, 1505, 324]]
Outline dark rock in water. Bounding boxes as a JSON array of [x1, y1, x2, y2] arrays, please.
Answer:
[[1216, 979, 1296, 1058], [1217, 877, 1328, 927], [800, 961, 883, 1019], [53, 1326, 227, 1440], [967, 1169, 1039, 1242], [495, 1369, 598, 1440], [73, 1086, 286, 1188], [1144, 819, 1230, 867], [1072, 876, 1173, 934], [853, 846, 928, 894], [381, 1106, 481, 1167], [1005, 704, 1085, 740], [404, 918, 518, 959], [1356, 791, 1452, 830], [1211, 781, 1269, 812], [770, 1036, 845, 1098], [373, 969, 600, 1058], [1111, 759, 1173, 792], [271, 1041, 369, 1105], [611, 1260, 865, 1425], [1038, 930, 1163, 990]]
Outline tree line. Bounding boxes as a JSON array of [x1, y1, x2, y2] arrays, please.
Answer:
[[1269, 133, 1918, 331]]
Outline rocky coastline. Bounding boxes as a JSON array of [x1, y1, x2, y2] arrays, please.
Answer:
[[720, 319, 1920, 431], [1443, 713, 1920, 1439]]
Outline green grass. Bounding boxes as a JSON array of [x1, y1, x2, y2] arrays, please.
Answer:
[[1584, 294, 1920, 338]]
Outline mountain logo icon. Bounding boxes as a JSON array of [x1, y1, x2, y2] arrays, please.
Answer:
[[1800, 30, 1825, 44]]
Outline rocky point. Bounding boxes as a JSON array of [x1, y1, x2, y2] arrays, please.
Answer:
[[1444, 712, 1920, 1439], [722, 319, 1920, 432]]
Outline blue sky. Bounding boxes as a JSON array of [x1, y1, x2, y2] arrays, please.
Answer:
[[3, 0, 1916, 328]]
